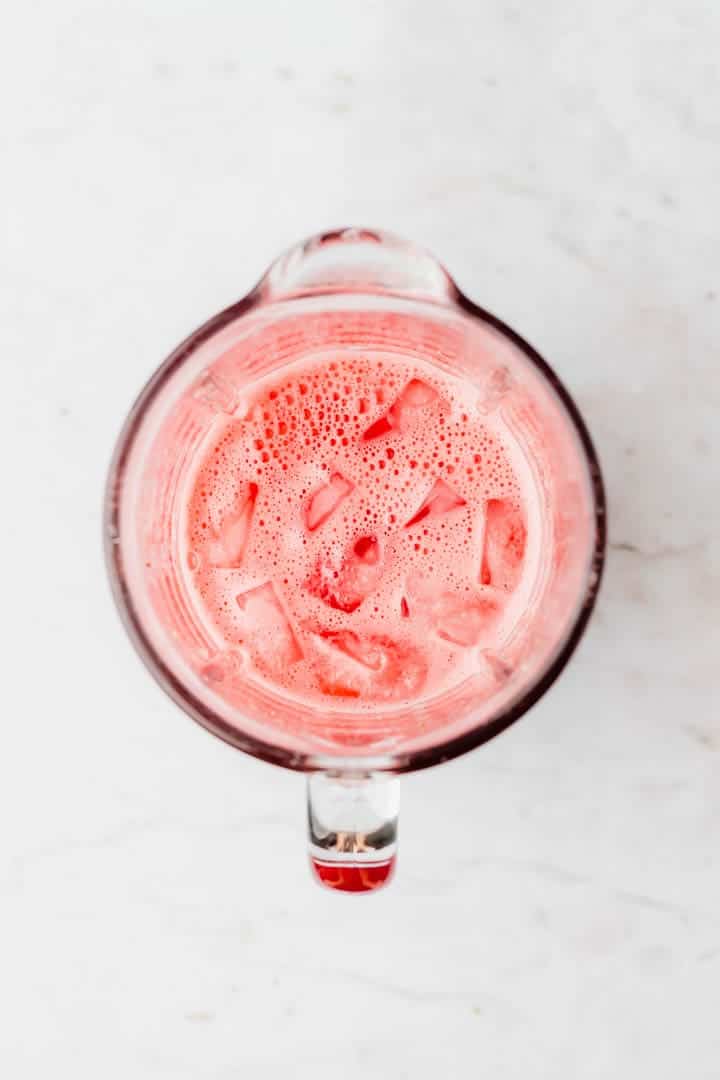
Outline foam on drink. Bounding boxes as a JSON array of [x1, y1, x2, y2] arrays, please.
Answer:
[[184, 352, 537, 707]]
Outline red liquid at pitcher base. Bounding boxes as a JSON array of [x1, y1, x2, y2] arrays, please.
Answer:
[[184, 352, 540, 708]]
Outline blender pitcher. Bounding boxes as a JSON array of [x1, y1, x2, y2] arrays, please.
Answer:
[[104, 228, 605, 893]]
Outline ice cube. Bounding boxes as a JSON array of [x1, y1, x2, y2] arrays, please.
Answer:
[[405, 569, 443, 605], [306, 536, 383, 613], [235, 581, 302, 666], [305, 472, 354, 531], [480, 499, 526, 591], [404, 478, 466, 528], [405, 572, 504, 647], [208, 482, 258, 567], [309, 629, 427, 701], [361, 414, 395, 441], [400, 379, 439, 407], [306, 557, 358, 614], [362, 379, 439, 440], [432, 591, 503, 647], [316, 629, 385, 670]]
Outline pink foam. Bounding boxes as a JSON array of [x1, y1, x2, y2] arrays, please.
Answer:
[[185, 352, 528, 708]]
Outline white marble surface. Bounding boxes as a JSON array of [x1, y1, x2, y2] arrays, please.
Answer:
[[2, 2, 719, 1076]]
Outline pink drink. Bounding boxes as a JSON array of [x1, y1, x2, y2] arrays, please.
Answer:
[[108, 229, 604, 892], [183, 351, 541, 712]]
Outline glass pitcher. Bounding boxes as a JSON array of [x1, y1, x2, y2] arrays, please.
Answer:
[[104, 228, 605, 893]]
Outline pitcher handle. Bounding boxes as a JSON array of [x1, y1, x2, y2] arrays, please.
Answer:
[[307, 771, 400, 893]]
